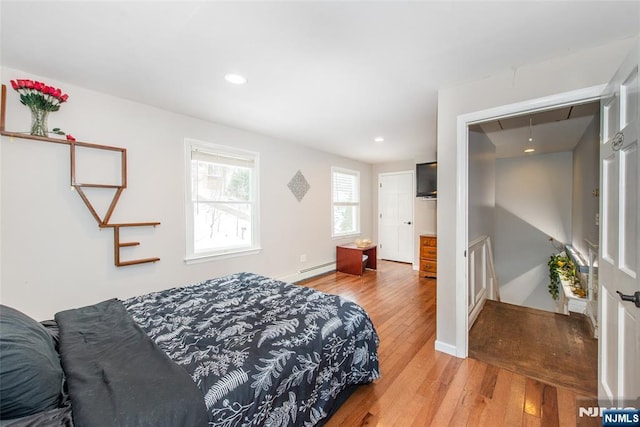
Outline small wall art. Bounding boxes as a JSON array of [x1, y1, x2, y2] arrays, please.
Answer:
[[287, 170, 310, 202]]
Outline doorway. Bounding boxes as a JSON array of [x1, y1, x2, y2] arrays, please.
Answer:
[[468, 101, 600, 315], [465, 99, 602, 396], [453, 84, 606, 358], [378, 171, 414, 263]]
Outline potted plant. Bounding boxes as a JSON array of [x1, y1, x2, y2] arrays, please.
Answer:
[[548, 252, 584, 300]]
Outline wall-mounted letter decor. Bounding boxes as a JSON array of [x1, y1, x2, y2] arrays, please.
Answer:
[[0, 84, 160, 267]]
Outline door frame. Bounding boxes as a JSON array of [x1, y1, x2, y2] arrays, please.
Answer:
[[453, 84, 606, 358], [377, 170, 415, 264]]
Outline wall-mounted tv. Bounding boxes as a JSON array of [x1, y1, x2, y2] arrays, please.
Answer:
[[416, 162, 437, 198]]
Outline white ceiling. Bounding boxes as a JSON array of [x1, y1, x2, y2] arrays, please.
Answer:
[[1, 1, 638, 164], [471, 101, 600, 158]]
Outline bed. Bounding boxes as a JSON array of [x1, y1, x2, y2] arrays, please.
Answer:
[[0, 273, 380, 426]]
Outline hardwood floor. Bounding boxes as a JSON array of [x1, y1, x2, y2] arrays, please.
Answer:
[[299, 261, 599, 426], [469, 300, 597, 397]]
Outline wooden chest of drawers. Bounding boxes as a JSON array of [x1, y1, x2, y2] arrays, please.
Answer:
[[419, 234, 437, 278]]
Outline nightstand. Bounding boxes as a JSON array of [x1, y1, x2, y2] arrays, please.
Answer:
[[336, 244, 377, 276]]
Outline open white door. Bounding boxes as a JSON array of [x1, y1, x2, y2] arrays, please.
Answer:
[[378, 171, 414, 263], [598, 39, 640, 406]]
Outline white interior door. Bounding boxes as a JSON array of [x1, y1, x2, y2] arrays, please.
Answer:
[[598, 40, 640, 406], [378, 172, 414, 263]]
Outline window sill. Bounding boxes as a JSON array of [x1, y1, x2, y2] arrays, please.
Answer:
[[332, 232, 361, 240], [184, 247, 262, 264]]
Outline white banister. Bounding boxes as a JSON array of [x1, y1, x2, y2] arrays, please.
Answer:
[[468, 235, 499, 329]]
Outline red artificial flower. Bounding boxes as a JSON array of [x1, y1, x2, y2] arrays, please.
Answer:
[[66, 134, 76, 141], [10, 78, 69, 111]]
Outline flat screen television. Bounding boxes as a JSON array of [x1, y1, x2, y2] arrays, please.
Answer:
[[416, 162, 437, 198]]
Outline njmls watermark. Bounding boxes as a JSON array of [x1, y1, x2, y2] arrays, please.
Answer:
[[578, 399, 640, 426]]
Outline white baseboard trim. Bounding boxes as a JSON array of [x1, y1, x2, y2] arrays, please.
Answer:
[[435, 340, 458, 357], [278, 263, 336, 284]]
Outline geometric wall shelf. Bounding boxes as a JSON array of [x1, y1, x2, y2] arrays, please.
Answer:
[[0, 84, 160, 267]]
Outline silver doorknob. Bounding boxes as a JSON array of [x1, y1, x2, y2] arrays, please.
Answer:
[[616, 290, 640, 308]]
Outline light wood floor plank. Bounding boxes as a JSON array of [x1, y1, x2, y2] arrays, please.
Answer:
[[509, 373, 531, 426], [478, 368, 514, 425], [541, 383, 560, 427]]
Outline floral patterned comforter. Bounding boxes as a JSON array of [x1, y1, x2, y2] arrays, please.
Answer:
[[124, 272, 380, 427]]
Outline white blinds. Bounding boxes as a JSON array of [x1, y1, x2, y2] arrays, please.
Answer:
[[192, 149, 254, 168], [333, 170, 359, 203]]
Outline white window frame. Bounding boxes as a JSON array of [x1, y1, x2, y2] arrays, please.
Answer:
[[184, 139, 260, 263], [331, 166, 361, 238]]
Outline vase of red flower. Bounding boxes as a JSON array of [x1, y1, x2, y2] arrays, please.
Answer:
[[10, 79, 69, 136], [29, 105, 49, 136]]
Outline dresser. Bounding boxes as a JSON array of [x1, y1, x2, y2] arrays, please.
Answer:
[[419, 235, 437, 278]]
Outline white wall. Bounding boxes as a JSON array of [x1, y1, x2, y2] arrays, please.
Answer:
[[0, 67, 372, 320], [372, 158, 437, 269], [571, 117, 600, 257], [436, 37, 635, 353], [468, 130, 495, 243], [494, 152, 572, 313]]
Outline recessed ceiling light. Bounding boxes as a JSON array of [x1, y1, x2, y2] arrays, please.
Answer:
[[524, 148, 535, 153], [224, 74, 247, 85], [374, 137, 384, 143]]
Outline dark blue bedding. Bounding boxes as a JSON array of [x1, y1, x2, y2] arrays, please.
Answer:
[[124, 272, 380, 426], [55, 300, 208, 427]]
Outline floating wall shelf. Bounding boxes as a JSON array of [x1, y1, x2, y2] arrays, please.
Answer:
[[0, 84, 160, 267]]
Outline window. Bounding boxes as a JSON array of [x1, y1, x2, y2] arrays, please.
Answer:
[[185, 140, 259, 261], [331, 167, 360, 237]]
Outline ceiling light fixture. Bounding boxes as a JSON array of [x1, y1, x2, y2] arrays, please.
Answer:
[[523, 117, 535, 153], [224, 73, 247, 85], [374, 137, 384, 143]]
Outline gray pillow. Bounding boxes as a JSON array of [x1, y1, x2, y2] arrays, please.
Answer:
[[0, 305, 63, 419]]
